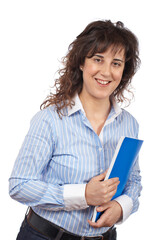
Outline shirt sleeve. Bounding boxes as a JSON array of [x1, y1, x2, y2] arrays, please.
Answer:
[[114, 194, 133, 223], [63, 184, 89, 211], [114, 158, 142, 223], [121, 155, 142, 214], [9, 109, 88, 211]]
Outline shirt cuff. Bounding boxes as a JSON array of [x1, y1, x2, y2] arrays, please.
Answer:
[[114, 194, 133, 224], [63, 184, 89, 211]]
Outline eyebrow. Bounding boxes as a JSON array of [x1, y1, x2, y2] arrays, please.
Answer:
[[94, 54, 125, 63], [114, 58, 125, 63], [94, 54, 104, 59]]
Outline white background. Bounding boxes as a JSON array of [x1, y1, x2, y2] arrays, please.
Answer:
[[1, 0, 160, 239]]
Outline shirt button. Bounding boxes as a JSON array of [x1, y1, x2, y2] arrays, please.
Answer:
[[100, 169, 103, 173], [99, 147, 102, 151]]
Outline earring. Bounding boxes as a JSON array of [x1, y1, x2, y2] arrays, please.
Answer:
[[80, 67, 83, 71]]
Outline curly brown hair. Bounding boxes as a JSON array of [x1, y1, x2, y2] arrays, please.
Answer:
[[41, 20, 140, 117]]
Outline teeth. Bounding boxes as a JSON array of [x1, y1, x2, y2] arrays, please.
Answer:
[[96, 79, 110, 85]]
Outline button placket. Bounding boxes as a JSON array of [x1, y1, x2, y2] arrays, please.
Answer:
[[97, 144, 105, 174]]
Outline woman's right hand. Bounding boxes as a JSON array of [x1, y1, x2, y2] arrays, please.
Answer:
[[85, 171, 120, 206]]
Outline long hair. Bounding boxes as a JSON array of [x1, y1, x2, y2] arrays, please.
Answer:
[[41, 20, 140, 117]]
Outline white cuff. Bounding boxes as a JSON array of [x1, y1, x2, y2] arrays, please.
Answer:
[[114, 194, 133, 224], [63, 184, 89, 211]]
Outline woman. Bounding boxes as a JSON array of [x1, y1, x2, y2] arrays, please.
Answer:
[[9, 20, 142, 240]]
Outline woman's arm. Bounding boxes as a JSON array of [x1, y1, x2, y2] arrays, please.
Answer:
[[9, 110, 65, 211], [9, 109, 89, 211]]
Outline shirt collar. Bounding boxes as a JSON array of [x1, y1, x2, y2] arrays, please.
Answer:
[[104, 96, 122, 125], [109, 96, 122, 117], [68, 93, 85, 116], [67, 93, 122, 120]]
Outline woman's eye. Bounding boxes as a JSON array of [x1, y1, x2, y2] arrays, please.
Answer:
[[94, 58, 102, 63], [113, 62, 121, 67]]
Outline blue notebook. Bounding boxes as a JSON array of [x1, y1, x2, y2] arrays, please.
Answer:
[[91, 136, 143, 222]]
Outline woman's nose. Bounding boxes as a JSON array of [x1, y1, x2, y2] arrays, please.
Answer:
[[100, 64, 111, 78]]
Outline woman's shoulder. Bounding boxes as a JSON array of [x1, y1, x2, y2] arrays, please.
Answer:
[[30, 105, 60, 125], [120, 108, 139, 126]]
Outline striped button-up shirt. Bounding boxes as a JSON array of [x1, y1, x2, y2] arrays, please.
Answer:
[[9, 94, 142, 237]]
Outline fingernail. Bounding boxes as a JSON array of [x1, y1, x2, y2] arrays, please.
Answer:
[[97, 207, 102, 212]]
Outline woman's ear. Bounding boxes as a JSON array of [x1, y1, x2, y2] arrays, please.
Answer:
[[80, 66, 83, 71]]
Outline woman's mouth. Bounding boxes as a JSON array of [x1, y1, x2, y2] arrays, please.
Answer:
[[95, 78, 111, 86]]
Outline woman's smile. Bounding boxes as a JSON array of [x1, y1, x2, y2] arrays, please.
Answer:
[[95, 78, 111, 86]]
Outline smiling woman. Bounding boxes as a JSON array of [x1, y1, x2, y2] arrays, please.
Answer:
[[9, 19, 142, 240], [41, 20, 140, 118]]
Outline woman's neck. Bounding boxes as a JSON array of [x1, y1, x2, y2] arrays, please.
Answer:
[[79, 93, 111, 122]]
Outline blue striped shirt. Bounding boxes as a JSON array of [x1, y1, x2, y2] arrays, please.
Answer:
[[9, 94, 142, 237]]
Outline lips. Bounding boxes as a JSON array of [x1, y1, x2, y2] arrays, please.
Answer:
[[95, 78, 111, 85]]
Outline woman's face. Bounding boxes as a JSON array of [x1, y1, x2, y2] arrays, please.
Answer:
[[80, 46, 125, 104]]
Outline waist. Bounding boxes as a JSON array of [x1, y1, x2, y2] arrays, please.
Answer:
[[27, 208, 116, 240], [32, 207, 110, 235]]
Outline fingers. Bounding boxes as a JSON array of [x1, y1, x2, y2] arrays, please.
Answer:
[[94, 171, 107, 181], [88, 219, 99, 228], [106, 177, 119, 186], [104, 178, 120, 193], [89, 201, 123, 228], [88, 213, 110, 228], [88, 215, 110, 228], [88, 203, 111, 228], [99, 178, 120, 203], [107, 179, 120, 193], [85, 171, 120, 206], [96, 202, 110, 212], [101, 178, 119, 193], [94, 171, 119, 185]]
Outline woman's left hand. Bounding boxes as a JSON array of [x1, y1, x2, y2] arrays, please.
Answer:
[[88, 200, 123, 228]]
